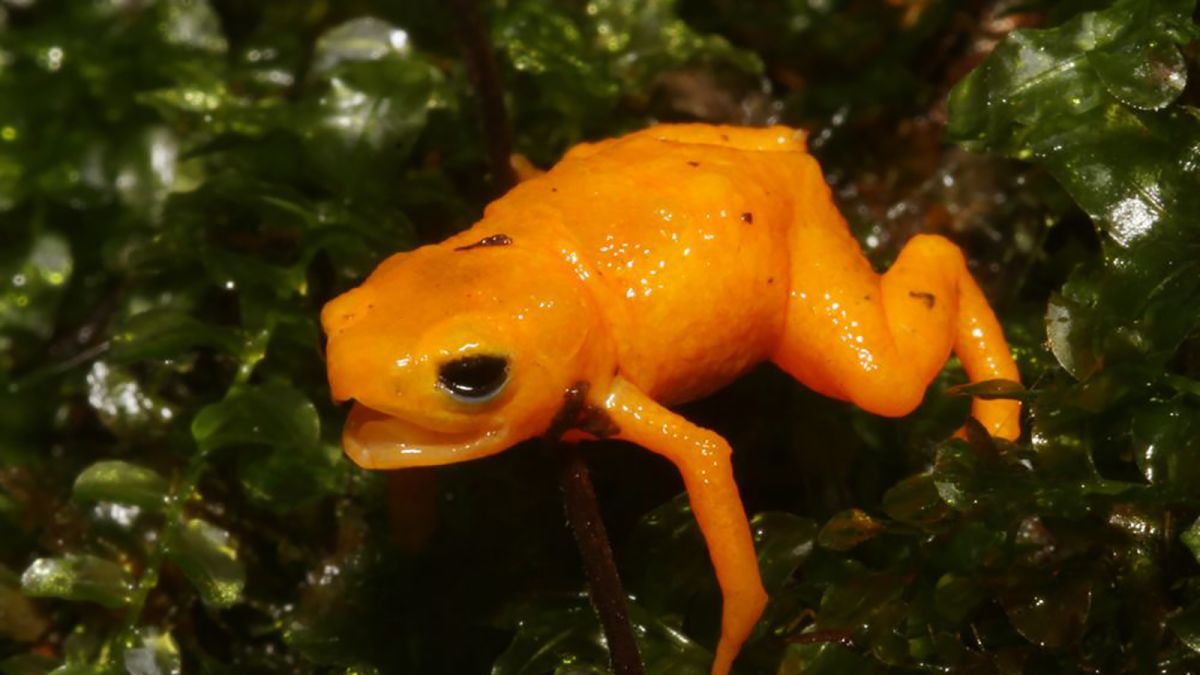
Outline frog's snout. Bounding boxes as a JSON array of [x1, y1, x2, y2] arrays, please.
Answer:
[[321, 286, 378, 337]]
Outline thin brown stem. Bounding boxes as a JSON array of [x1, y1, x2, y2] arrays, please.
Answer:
[[448, 0, 518, 193], [545, 385, 645, 675], [554, 441, 646, 675]]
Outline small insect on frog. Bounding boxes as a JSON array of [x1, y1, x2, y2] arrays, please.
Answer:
[[321, 124, 1021, 675]]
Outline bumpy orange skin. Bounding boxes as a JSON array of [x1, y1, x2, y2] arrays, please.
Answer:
[[321, 124, 1021, 675]]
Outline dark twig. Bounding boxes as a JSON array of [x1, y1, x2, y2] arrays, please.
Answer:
[[449, 3, 645, 673], [556, 448, 646, 674], [448, 0, 519, 192], [544, 384, 645, 675]]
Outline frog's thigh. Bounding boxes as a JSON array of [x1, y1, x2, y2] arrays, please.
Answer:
[[603, 379, 766, 675], [773, 229, 963, 417]]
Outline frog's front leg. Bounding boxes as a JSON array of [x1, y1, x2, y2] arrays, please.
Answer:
[[601, 377, 766, 675]]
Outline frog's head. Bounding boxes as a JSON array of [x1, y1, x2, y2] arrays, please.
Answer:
[[321, 240, 612, 469]]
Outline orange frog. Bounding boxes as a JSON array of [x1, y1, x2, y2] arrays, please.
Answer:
[[321, 124, 1021, 674]]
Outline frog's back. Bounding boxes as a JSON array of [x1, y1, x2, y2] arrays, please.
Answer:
[[475, 125, 827, 403]]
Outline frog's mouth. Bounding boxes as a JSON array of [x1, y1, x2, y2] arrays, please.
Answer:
[[343, 403, 510, 469]]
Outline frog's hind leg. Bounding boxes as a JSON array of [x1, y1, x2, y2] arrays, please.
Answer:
[[772, 224, 1021, 439]]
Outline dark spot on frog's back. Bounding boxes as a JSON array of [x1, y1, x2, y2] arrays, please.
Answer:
[[687, 161, 700, 167], [909, 291, 936, 308], [740, 212, 753, 224], [454, 234, 513, 251]]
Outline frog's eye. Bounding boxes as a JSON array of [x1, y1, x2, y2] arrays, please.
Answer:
[[437, 355, 509, 403]]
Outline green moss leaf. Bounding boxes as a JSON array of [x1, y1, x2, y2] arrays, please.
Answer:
[[947, 0, 1194, 153], [494, 0, 760, 157], [0, 232, 72, 339], [624, 494, 715, 617], [304, 17, 450, 179], [815, 572, 905, 635], [84, 361, 178, 440], [493, 3, 608, 89], [880, 474, 949, 527], [1181, 516, 1200, 564], [108, 309, 243, 363], [164, 518, 244, 608], [585, 0, 762, 84], [157, 0, 227, 54], [777, 642, 875, 675], [948, 0, 1200, 371], [1088, 34, 1187, 110], [109, 127, 181, 223], [816, 509, 885, 551], [121, 627, 181, 675], [490, 596, 608, 675], [932, 573, 984, 623], [1046, 285, 1102, 380], [72, 460, 169, 512], [236, 441, 346, 512], [1131, 399, 1200, 485], [190, 382, 343, 510], [998, 571, 1093, 648], [20, 555, 134, 609], [751, 511, 817, 593], [1170, 602, 1200, 653], [930, 441, 989, 510], [191, 382, 320, 455], [492, 595, 712, 675]]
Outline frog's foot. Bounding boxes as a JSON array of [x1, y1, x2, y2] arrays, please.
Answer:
[[774, 230, 1021, 440], [601, 378, 767, 675]]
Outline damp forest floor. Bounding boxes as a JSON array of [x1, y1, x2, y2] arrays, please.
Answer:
[[4, 1, 1200, 673]]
